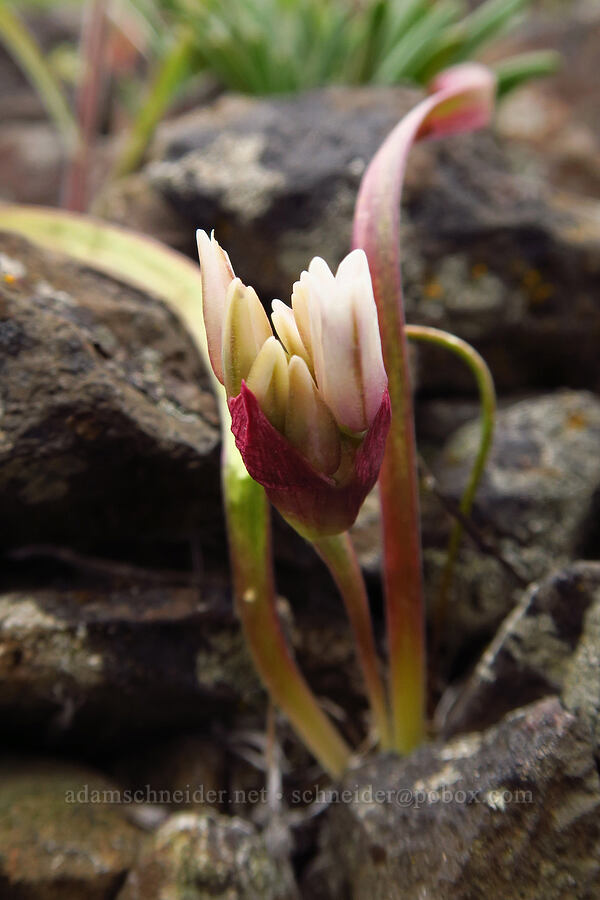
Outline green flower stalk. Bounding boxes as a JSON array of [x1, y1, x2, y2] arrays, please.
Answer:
[[197, 231, 391, 746]]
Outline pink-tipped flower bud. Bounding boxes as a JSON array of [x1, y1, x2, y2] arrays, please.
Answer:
[[197, 230, 390, 536]]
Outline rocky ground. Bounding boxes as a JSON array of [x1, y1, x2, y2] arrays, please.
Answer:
[[1, 1, 600, 898]]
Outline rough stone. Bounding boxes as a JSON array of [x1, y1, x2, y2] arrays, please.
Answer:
[[0, 575, 367, 753], [101, 86, 600, 395], [99, 86, 420, 283], [428, 390, 600, 564], [308, 697, 600, 899], [0, 759, 142, 899], [0, 581, 260, 751], [0, 231, 221, 549], [428, 388, 600, 657], [563, 579, 600, 764], [113, 735, 226, 811], [117, 811, 298, 900], [439, 561, 600, 739], [353, 390, 600, 660]]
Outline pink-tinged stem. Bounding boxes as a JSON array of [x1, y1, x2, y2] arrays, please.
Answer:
[[222, 426, 352, 779], [62, 0, 109, 212], [313, 532, 390, 749], [352, 64, 496, 753]]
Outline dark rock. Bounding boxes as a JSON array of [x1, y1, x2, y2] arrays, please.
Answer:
[[0, 231, 221, 549], [0, 576, 366, 753], [353, 390, 600, 660], [439, 561, 600, 739], [426, 389, 600, 656], [0, 758, 142, 899], [563, 577, 600, 764], [118, 811, 298, 900], [101, 86, 600, 394], [0, 581, 260, 751], [113, 735, 226, 811], [428, 389, 600, 563], [308, 697, 600, 899], [100, 86, 421, 281]]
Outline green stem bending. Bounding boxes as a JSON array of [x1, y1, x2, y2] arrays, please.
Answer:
[[221, 420, 352, 780], [0, 5, 78, 149], [405, 325, 496, 637], [312, 532, 391, 749]]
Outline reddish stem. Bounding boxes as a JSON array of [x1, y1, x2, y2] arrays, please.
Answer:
[[313, 532, 391, 748], [352, 65, 496, 752], [62, 0, 109, 212]]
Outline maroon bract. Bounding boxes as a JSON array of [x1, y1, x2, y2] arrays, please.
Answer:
[[229, 383, 390, 537]]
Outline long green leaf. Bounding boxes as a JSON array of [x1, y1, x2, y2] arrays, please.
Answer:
[[0, 4, 78, 148], [374, 1, 462, 84], [457, 0, 528, 59], [495, 49, 561, 98]]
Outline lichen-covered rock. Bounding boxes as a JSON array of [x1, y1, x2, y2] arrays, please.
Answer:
[[0, 232, 220, 548], [563, 582, 600, 764], [0, 759, 142, 899], [353, 391, 600, 661], [0, 582, 261, 750], [426, 391, 600, 635], [429, 390, 600, 564], [101, 86, 600, 395], [118, 811, 298, 900], [0, 577, 366, 752], [439, 561, 600, 738], [308, 697, 600, 899]]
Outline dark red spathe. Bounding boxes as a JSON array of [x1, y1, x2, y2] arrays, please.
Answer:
[[229, 383, 391, 535]]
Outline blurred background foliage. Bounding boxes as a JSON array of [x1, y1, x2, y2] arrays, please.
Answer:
[[0, 0, 560, 182]]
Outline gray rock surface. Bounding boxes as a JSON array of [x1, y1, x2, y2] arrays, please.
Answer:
[[308, 697, 600, 899], [428, 389, 600, 563], [563, 581, 600, 764], [0, 577, 367, 751], [0, 231, 220, 548], [118, 811, 298, 900], [0, 582, 259, 749], [0, 759, 143, 899], [353, 390, 600, 659], [431, 388, 600, 654], [439, 561, 600, 739], [100, 86, 600, 395]]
